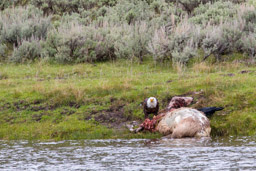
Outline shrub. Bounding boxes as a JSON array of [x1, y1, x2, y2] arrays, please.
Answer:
[[236, 4, 256, 59], [44, 23, 88, 63], [147, 26, 171, 62], [44, 21, 116, 63], [0, 44, 7, 60], [240, 33, 256, 58], [248, 0, 256, 7], [10, 39, 43, 63], [175, 0, 209, 14], [105, 0, 160, 24], [0, 0, 14, 10], [238, 4, 256, 33], [149, 1, 185, 28], [166, 0, 246, 14], [190, 1, 238, 25], [31, 0, 117, 16], [114, 22, 151, 62], [148, 19, 201, 64], [0, 6, 51, 46], [169, 21, 202, 63], [0, 0, 30, 10], [202, 20, 244, 61], [104, 0, 184, 26]]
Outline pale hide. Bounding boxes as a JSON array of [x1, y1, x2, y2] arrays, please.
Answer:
[[156, 107, 211, 138]]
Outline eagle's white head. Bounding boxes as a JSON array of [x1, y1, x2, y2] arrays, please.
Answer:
[[147, 97, 157, 108]]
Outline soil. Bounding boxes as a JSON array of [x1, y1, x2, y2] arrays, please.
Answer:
[[240, 70, 255, 74], [221, 73, 235, 77], [3, 99, 81, 112], [85, 103, 132, 129], [0, 99, 81, 122]]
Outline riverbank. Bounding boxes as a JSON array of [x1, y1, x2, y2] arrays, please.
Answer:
[[0, 60, 256, 140]]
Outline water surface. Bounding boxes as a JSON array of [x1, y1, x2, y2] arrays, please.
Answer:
[[1, 136, 256, 170]]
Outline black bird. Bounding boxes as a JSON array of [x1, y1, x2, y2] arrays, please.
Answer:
[[197, 107, 224, 118]]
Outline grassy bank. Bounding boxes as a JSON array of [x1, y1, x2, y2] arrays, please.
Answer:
[[0, 59, 256, 140]]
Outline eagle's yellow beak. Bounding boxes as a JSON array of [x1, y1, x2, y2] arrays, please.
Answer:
[[150, 99, 154, 103]]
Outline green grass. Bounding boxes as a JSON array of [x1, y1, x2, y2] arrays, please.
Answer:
[[0, 58, 256, 140]]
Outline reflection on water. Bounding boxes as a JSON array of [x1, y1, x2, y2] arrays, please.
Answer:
[[1, 136, 256, 170]]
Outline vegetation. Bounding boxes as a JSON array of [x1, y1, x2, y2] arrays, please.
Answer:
[[0, 0, 255, 64], [0, 58, 256, 140], [0, 0, 256, 140]]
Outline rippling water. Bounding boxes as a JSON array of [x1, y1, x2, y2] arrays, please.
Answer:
[[1, 136, 256, 170]]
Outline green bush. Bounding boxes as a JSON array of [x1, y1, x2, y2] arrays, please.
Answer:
[[10, 39, 43, 63], [202, 20, 244, 61], [147, 26, 171, 62], [31, 0, 117, 16], [44, 23, 88, 63], [238, 5, 256, 32], [175, 0, 210, 14], [44, 22, 116, 63], [240, 33, 256, 58], [169, 21, 202, 63], [248, 0, 256, 7], [114, 22, 151, 62], [148, 20, 201, 64], [0, 0, 30, 10], [0, 44, 7, 60], [190, 1, 238, 25], [166, 0, 244, 14], [0, 6, 51, 46], [106, 0, 153, 24]]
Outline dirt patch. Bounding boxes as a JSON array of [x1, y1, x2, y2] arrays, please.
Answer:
[[0, 102, 11, 110], [12, 100, 54, 112], [221, 73, 235, 77], [240, 70, 255, 74], [85, 103, 133, 129], [166, 79, 173, 83], [30, 105, 53, 111], [1, 100, 81, 112], [32, 112, 50, 122], [3, 115, 16, 124], [13, 100, 30, 111], [61, 108, 76, 116]]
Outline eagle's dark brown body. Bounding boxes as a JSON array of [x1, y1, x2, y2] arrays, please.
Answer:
[[143, 98, 159, 119]]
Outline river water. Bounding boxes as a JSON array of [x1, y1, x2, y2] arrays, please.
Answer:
[[1, 136, 256, 170]]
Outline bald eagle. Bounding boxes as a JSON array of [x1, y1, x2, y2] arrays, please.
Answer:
[[143, 97, 159, 119]]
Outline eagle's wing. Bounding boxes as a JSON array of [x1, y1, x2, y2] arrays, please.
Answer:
[[143, 98, 149, 118], [143, 98, 148, 108], [156, 100, 160, 114]]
